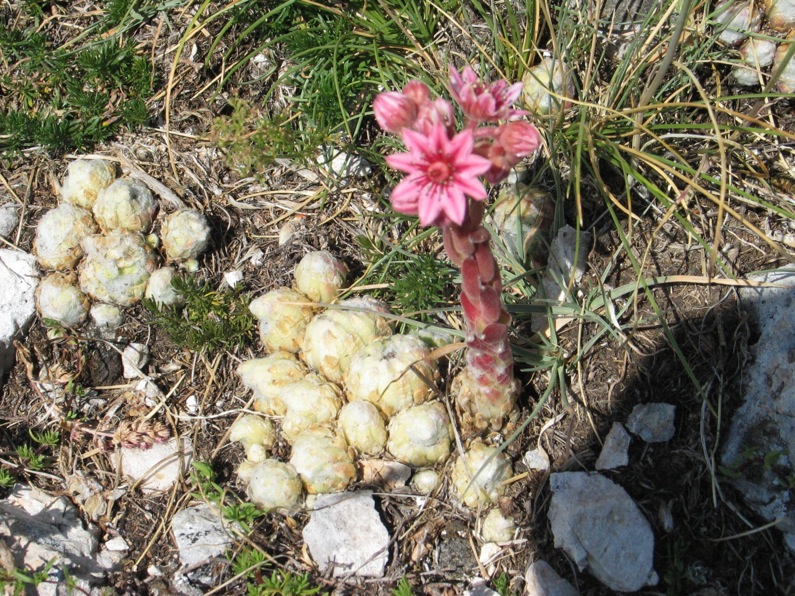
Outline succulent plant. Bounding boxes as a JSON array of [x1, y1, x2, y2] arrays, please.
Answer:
[[236, 352, 307, 416], [294, 250, 349, 303], [59, 159, 117, 210], [161, 209, 211, 262], [346, 333, 437, 417], [481, 509, 516, 543], [249, 287, 315, 353], [144, 267, 182, 307], [732, 38, 778, 85], [764, 0, 795, 30], [78, 231, 157, 306], [301, 296, 393, 383], [246, 459, 304, 511], [280, 373, 343, 443], [89, 303, 123, 333], [773, 37, 795, 93], [386, 402, 452, 467], [289, 427, 356, 494], [451, 440, 513, 508], [338, 401, 388, 456], [93, 178, 158, 233], [36, 272, 90, 327], [411, 469, 441, 494], [521, 58, 574, 115], [715, 0, 760, 45], [34, 204, 98, 270], [229, 415, 276, 453]]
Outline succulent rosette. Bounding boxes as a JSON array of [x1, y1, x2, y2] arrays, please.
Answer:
[[280, 373, 343, 443], [246, 459, 304, 511], [451, 440, 513, 508], [59, 159, 117, 210], [78, 231, 157, 306], [93, 178, 158, 233], [144, 267, 183, 307], [294, 250, 349, 303], [36, 272, 91, 327], [229, 415, 276, 459], [236, 352, 308, 416], [346, 334, 437, 417], [301, 296, 393, 383], [34, 204, 98, 270], [249, 287, 315, 353], [289, 427, 356, 494], [338, 401, 388, 456], [161, 209, 211, 262], [386, 402, 452, 467]]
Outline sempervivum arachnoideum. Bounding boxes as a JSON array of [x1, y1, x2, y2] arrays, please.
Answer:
[[236, 351, 308, 416], [451, 440, 513, 508], [386, 401, 452, 467], [59, 158, 117, 210], [345, 333, 437, 417], [34, 204, 98, 271], [249, 287, 315, 354], [78, 231, 157, 306], [293, 250, 349, 303], [289, 426, 356, 494], [301, 296, 393, 384]]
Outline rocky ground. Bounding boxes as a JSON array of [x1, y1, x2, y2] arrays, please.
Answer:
[[1, 0, 795, 595]]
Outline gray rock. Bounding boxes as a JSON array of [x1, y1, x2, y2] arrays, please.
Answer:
[[0, 204, 19, 239], [525, 560, 579, 596], [360, 459, 412, 489], [303, 491, 389, 577], [626, 403, 676, 442], [595, 422, 631, 470], [114, 437, 193, 493], [172, 504, 234, 574], [523, 447, 550, 471], [464, 579, 500, 596], [0, 484, 109, 595], [121, 342, 149, 379], [723, 267, 795, 550], [548, 472, 658, 592], [0, 250, 38, 383]]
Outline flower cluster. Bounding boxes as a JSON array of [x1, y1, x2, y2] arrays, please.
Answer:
[[374, 66, 540, 227]]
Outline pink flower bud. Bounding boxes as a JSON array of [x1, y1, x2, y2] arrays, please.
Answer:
[[402, 80, 431, 105], [498, 121, 541, 158], [374, 91, 418, 133]]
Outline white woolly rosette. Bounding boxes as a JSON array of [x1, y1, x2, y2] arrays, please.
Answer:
[[59, 159, 116, 210], [236, 352, 308, 416], [301, 296, 393, 384], [36, 272, 91, 327], [249, 287, 315, 353], [280, 373, 343, 444], [345, 333, 437, 417], [294, 250, 349, 303], [338, 401, 388, 456], [246, 459, 304, 511], [386, 402, 452, 467], [451, 441, 513, 508], [161, 209, 211, 262], [34, 204, 98, 270], [93, 178, 158, 233], [145, 267, 182, 307], [78, 231, 157, 306], [289, 427, 356, 494]]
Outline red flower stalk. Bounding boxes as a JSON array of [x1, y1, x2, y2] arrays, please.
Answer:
[[376, 67, 541, 431]]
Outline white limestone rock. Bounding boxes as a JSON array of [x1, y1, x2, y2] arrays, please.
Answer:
[[548, 472, 658, 592], [303, 491, 390, 577], [524, 560, 579, 596], [626, 403, 676, 442], [0, 250, 38, 383], [723, 267, 795, 551], [595, 422, 631, 470], [115, 437, 193, 493], [172, 504, 235, 574]]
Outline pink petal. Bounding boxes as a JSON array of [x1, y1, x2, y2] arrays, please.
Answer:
[[401, 128, 430, 156], [442, 186, 467, 225], [385, 152, 419, 173], [417, 187, 443, 226], [452, 174, 488, 200], [390, 177, 421, 215]]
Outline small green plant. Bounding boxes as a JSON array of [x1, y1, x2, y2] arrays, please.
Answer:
[[232, 548, 322, 596], [29, 429, 60, 448], [191, 461, 263, 533], [392, 577, 416, 596], [15, 444, 47, 471], [493, 572, 512, 596], [143, 275, 256, 353], [0, 469, 15, 489], [0, 557, 56, 594]]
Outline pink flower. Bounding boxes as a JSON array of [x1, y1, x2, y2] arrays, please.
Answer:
[[386, 123, 492, 227], [498, 121, 540, 157], [374, 91, 418, 133], [449, 66, 526, 123]]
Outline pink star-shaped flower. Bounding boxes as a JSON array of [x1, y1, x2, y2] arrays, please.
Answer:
[[386, 123, 492, 227], [449, 66, 526, 123]]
